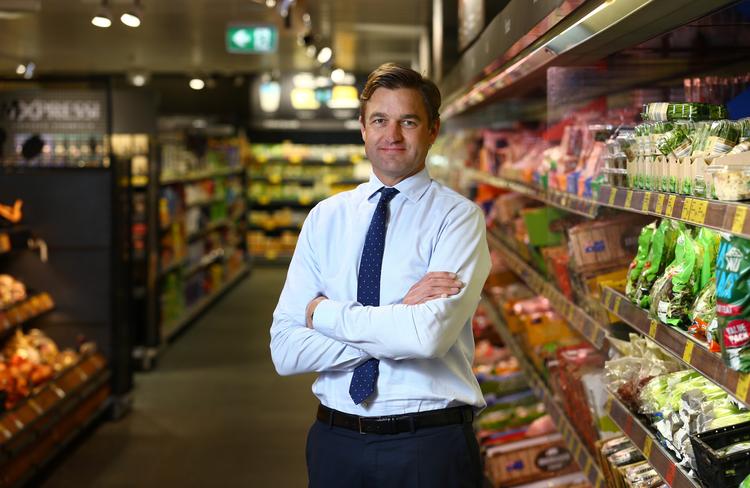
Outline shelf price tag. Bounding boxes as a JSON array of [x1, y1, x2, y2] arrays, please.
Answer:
[[732, 207, 748, 234], [258, 195, 271, 205], [322, 154, 336, 164], [666, 195, 677, 217], [641, 192, 652, 212], [608, 188, 618, 206], [298, 195, 313, 205], [681, 198, 693, 220], [664, 464, 677, 486], [691, 199, 708, 224], [0, 234, 10, 253], [643, 436, 653, 459], [288, 154, 303, 164], [625, 190, 634, 209], [655, 193, 666, 215], [256, 154, 268, 164], [683, 340, 695, 363], [649, 320, 658, 339], [613, 296, 622, 315], [737, 373, 750, 401]]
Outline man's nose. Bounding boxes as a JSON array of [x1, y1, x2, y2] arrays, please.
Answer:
[[385, 122, 403, 143]]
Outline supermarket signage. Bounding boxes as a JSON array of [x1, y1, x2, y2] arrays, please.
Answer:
[[0, 91, 107, 133], [226, 24, 278, 54]]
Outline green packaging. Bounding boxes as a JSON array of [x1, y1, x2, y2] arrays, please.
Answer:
[[626, 222, 656, 301], [635, 220, 681, 308], [649, 230, 699, 327], [716, 234, 750, 372]]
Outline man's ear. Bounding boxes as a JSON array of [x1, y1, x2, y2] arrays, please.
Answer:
[[360, 116, 367, 143], [429, 118, 441, 143]]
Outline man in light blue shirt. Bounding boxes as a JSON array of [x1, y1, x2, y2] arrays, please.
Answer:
[[270, 63, 490, 487]]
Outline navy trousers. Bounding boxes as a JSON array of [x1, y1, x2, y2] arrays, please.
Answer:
[[306, 418, 483, 487]]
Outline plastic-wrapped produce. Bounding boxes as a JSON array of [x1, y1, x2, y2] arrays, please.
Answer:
[[705, 120, 741, 157], [688, 279, 717, 347], [716, 234, 750, 372], [626, 222, 656, 301], [706, 161, 750, 200], [657, 122, 694, 158], [634, 220, 681, 309], [649, 231, 701, 328]]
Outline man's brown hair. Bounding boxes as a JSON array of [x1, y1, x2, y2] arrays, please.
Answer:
[[360, 63, 441, 128]]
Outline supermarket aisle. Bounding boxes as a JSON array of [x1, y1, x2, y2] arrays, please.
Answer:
[[40, 267, 318, 488]]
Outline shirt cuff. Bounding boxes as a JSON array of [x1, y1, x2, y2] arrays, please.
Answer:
[[312, 299, 342, 337]]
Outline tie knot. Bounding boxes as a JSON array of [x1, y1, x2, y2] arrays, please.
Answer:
[[379, 187, 399, 203]]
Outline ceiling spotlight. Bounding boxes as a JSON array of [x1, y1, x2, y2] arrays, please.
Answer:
[[189, 78, 206, 90], [316, 46, 332, 64], [129, 72, 150, 87], [265, 0, 276, 7], [120, 1, 142, 28], [331, 68, 346, 84], [15, 64, 26, 76], [91, 1, 112, 28], [302, 13, 311, 26], [305, 45, 317, 58]]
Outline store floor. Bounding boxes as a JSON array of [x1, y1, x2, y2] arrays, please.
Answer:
[[40, 267, 318, 488]]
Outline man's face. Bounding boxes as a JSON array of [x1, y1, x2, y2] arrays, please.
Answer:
[[360, 87, 440, 186]]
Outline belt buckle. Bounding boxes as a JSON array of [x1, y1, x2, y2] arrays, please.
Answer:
[[358, 416, 366, 435]]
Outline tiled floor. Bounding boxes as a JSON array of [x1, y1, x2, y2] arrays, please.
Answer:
[[40, 267, 317, 487]]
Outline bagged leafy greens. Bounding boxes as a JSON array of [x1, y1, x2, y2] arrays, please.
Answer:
[[627, 222, 657, 301], [716, 234, 750, 372], [696, 228, 720, 290], [634, 220, 681, 309], [705, 120, 741, 157], [650, 230, 700, 327], [688, 279, 717, 346]]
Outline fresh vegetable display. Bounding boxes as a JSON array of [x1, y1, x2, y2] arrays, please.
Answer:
[[649, 230, 699, 327], [626, 223, 656, 301], [633, 220, 680, 309]]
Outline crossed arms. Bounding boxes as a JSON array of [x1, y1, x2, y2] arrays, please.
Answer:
[[269, 203, 490, 376]]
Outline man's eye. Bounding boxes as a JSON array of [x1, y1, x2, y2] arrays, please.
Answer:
[[372, 119, 386, 125], [401, 120, 417, 128]]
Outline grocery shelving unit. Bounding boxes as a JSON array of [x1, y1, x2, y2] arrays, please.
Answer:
[[133, 157, 251, 369], [605, 392, 699, 488], [601, 287, 750, 408], [482, 296, 607, 488], [486, 230, 610, 351]]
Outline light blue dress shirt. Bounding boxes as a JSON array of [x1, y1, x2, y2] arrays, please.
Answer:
[[270, 167, 490, 416]]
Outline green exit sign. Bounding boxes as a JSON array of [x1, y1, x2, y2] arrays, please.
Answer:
[[226, 25, 278, 54]]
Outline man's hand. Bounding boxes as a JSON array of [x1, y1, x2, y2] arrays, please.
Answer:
[[306, 295, 328, 329], [402, 272, 465, 305]]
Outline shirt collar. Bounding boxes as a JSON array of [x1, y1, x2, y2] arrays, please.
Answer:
[[364, 167, 432, 203]]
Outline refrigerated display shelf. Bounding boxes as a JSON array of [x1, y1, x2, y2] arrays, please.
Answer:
[[247, 224, 302, 233], [482, 297, 607, 488], [605, 391, 699, 488], [183, 249, 225, 277], [160, 167, 244, 186], [0, 293, 55, 338], [162, 264, 249, 341], [469, 170, 750, 241], [251, 255, 293, 266], [486, 230, 609, 351], [0, 227, 31, 255], [468, 170, 599, 218], [250, 176, 317, 186], [248, 198, 320, 209], [253, 157, 359, 167], [596, 186, 750, 240], [185, 196, 224, 209], [159, 257, 187, 277], [601, 287, 750, 409], [186, 219, 232, 242]]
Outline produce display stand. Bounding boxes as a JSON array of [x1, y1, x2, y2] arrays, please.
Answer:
[[482, 297, 608, 488], [601, 287, 750, 409], [0, 293, 55, 340]]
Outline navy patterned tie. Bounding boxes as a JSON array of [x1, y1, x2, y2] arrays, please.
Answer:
[[349, 187, 400, 405]]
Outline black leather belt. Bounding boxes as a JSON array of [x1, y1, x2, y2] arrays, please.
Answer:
[[317, 404, 474, 435]]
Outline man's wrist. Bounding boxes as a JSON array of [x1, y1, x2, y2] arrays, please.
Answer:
[[307, 296, 327, 329]]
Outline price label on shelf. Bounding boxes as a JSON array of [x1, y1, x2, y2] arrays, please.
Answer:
[[737, 373, 750, 400], [681, 198, 694, 221], [0, 233, 10, 253], [691, 199, 708, 224], [265, 250, 279, 260], [732, 207, 748, 234], [350, 153, 363, 164], [666, 195, 677, 217], [322, 154, 336, 164], [256, 154, 268, 164], [664, 464, 677, 486], [643, 436, 653, 459], [641, 192, 652, 212], [625, 190, 634, 209], [299, 195, 313, 205], [288, 154, 303, 164], [613, 296, 622, 315], [258, 195, 271, 205], [683, 341, 695, 363], [649, 320, 658, 338], [268, 174, 282, 184], [655, 193, 666, 215], [608, 188, 618, 206]]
